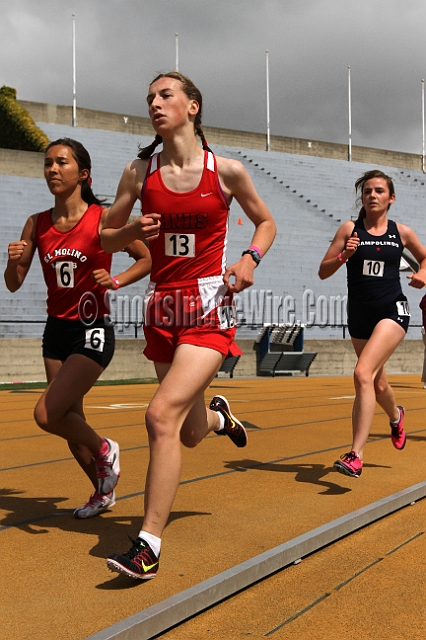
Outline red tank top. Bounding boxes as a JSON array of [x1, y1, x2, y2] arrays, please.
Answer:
[[35, 204, 112, 320], [141, 151, 229, 284]]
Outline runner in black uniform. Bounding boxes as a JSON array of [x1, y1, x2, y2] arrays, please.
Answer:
[[347, 218, 410, 339], [319, 169, 426, 478]]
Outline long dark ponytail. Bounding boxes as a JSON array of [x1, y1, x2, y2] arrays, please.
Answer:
[[138, 72, 212, 160], [45, 138, 104, 205]]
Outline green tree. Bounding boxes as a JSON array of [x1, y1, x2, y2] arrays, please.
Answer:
[[0, 86, 49, 151]]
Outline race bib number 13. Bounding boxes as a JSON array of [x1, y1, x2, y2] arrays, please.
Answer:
[[165, 233, 195, 257], [218, 305, 237, 330]]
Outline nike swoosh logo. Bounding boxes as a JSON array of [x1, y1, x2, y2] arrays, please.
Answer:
[[201, 192, 213, 197], [141, 560, 158, 572]]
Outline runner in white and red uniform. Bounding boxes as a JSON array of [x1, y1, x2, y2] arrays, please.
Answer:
[[101, 72, 276, 580], [5, 138, 151, 520], [319, 169, 426, 479], [142, 149, 242, 361]]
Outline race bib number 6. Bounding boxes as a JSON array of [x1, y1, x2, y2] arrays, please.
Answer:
[[84, 328, 105, 352], [362, 259, 384, 277], [55, 261, 77, 288], [165, 233, 195, 257]]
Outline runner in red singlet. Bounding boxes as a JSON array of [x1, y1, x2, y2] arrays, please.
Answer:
[[101, 72, 276, 580], [4, 138, 151, 519]]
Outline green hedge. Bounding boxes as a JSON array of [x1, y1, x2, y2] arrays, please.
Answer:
[[0, 86, 49, 152]]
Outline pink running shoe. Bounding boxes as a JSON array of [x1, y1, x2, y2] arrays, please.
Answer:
[[390, 406, 406, 450], [334, 451, 363, 478]]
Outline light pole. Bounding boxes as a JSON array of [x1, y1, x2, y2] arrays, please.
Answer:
[[72, 13, 77, 127], [422, 79, 425, 173], [348, 66, 352, 161], [266, 49, 270, 151]]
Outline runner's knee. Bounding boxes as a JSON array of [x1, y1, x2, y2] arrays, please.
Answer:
[[33, 401, 55, 433]]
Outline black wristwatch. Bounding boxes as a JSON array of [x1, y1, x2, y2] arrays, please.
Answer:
[[242, 249, 261, 266]]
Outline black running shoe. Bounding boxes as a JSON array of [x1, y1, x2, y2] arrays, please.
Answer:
[[210, 395, 248, 448], [106, 536, 159, 580]]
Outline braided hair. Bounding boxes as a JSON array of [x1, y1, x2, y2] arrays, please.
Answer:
[[138, 72, 212, 160]]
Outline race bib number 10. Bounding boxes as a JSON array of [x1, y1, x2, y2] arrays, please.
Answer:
[[165, 233, 195, 257], [396, 301, 410, 316], [362, 260, 384, 277]]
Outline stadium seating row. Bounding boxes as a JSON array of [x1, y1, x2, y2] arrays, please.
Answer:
[[1, 121, 425, 338]]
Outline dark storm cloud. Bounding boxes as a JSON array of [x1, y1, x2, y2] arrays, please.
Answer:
[[1, 0, 426, 153]]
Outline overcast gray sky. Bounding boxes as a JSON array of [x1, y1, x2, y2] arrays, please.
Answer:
[[1, 0, 426, 154]]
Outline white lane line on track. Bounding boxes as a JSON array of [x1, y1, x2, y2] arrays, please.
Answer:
[[86, 403, 149, 409]]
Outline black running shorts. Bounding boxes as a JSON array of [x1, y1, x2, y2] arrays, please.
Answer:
[[347, 298, 410, 340], [42, 315, 115, 368]]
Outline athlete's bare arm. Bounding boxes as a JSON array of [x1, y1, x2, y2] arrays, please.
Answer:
[[318, 221, 360, 280], [4, 214, 38, 292], [101, 159, 161, 253], [92, 237, 152, 289], [217, 157, 276, 293], [397, 223, 426, 288]]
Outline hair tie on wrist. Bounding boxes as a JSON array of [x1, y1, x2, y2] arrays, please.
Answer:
[[337, 252, 347, 263], [112, 277, 120, 290], [249, 245, 263, 259], [242, 248, 261, 266]]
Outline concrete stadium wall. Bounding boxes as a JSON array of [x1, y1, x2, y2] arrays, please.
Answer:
[[1, 100, 424, 384], [10, 98, 425, 172], [0, 338, 423, 383], [306, 338, 424, 377]]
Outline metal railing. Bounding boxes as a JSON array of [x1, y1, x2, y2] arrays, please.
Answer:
[[0, 319, 423, 341]]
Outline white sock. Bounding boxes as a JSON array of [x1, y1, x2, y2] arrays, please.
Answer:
[[214, 412, 225, 432], [138, 530, 161, 556]]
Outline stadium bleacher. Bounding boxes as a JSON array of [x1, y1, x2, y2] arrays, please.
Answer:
[[1, 121, 425, 339]]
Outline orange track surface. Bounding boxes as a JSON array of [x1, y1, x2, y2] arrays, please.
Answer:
[[1, 375, 425, 639]]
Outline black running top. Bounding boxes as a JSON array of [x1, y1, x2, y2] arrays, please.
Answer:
[[346, 219, 404, 306]]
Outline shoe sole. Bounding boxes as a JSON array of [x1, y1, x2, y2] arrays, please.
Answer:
[[214, 395, 248, 448], [73, 499, 116, 519], [333, 460, 362, 478], [391, 433, 406, 450], [106, 559, 157, 580]]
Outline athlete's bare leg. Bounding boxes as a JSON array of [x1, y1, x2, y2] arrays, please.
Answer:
[[374, 367, 400, 422], [35, 355, 104, 467], [42, 358, 98, 488], [351, 319, 405, 459], [142, 343, 224, 538]]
